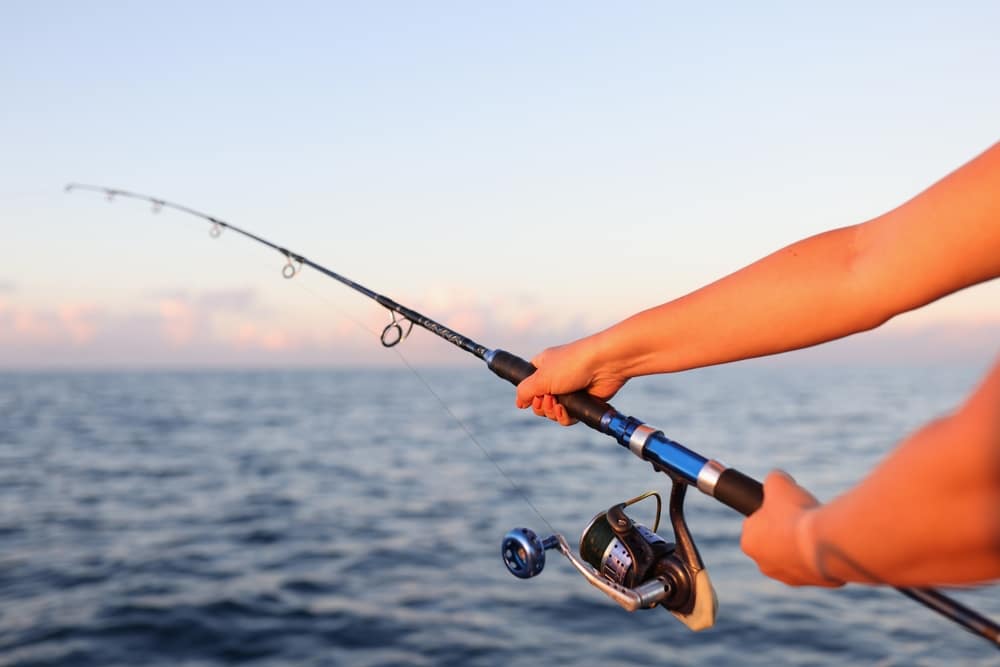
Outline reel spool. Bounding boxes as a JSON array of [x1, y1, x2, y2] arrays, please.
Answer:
[[501, 482, 718, 631]]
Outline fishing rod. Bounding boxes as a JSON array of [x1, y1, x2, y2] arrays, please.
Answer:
[[66, 183, 1000, 646]]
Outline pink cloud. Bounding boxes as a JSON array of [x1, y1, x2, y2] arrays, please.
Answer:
[[442, 309, 486, 338], [1, 299, 57, 344], [507, 310, 542, 334], [58, 303, 101, 344], [158, 298, 197, 346], [260, 332, 292, 351], [1, 285, 995, 369], [14, 309, 51, 338], [231, 323, 293, 351]]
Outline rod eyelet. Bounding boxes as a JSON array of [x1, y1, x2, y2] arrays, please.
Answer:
[[381, 322, 403, 347], [380, 315, 413, 347]]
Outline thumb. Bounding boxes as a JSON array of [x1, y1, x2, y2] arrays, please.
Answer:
[[765, 469, 798, 491], [515, 368, 544, 408], [763, 470, 818, 509]]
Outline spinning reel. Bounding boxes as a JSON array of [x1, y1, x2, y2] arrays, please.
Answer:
[[501, 480, 717, 631]]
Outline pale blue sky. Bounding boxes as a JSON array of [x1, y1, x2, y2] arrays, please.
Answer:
[[2, 2, 998, 366]]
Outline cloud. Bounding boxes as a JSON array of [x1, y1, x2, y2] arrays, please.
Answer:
[[0, 285, 591, 368], [1, 285, 996, 369], [0, 300, 55, 343], [57, 303, 102, 344], [0, 286, 359, 366], [0, 281, 15, 293], [148, 287, 263, 313], [231, 322, 294, 351], [151, 288, 271, 346], [196, 288, 260, 312], [158, 298, 197, 345]]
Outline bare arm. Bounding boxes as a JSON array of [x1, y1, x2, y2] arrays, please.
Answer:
[[516, 142, 1000, 423], [742, 357, 1000, 587]]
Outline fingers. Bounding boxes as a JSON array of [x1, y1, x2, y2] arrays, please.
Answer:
[[514, 349, 554, 408], [762, 470, 797, 501], [763, 470, 820, 509], [515, 371, 541, 409], [552, 402, 576, 426], [514, 346, 582, 426], [529, 394, 577, 426], [767, 469, 796, 486], [740, 469, 839, 588]]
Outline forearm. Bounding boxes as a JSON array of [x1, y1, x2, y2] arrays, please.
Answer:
[[516, 142, 1000, 420], [590, 141, 1000, 377], [518, 223, 898, 414], [593, 224, 878, 376], [808, 361, 1000, 586]]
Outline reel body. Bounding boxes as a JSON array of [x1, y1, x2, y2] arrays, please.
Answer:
[[502, 481, 718, 630]]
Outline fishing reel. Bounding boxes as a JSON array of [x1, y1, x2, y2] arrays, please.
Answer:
[[501, 480, 717, 631]]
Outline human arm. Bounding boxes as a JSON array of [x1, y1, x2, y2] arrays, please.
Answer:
[[741, 357, 1000, 587], [516, 141, 1000, 423]]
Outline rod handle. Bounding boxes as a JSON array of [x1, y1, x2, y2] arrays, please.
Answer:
[[714, 468, 764, 516], [487, 350, 613, 431]]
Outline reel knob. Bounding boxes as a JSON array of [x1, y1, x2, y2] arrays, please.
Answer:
[[501, 527, 557, 579]]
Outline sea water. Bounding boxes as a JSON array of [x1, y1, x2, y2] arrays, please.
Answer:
[[0, 363, 997, 666]]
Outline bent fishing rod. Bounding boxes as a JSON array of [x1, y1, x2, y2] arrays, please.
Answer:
[[66, 183, 999, 647]]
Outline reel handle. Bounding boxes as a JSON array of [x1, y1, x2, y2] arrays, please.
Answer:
[[501, 528, 559, 579]]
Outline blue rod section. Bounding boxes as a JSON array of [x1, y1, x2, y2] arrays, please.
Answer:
[[604, 412, 707, 484], [639, 432, 707, 484]]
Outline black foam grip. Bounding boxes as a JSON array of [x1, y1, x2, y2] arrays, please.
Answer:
[[714, 468, 764, 516], [556, 391, 614, 431], [488, 350, 612, 431], [487, 350, 536, 385]]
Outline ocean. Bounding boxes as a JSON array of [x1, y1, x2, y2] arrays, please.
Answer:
[[0, 363, 997, 666]]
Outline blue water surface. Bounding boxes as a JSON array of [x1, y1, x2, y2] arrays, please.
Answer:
[[0, 364, 996, 666]]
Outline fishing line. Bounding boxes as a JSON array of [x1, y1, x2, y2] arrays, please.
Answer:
[[391, 349, 558, 535], [145, 198, 559, 535], [272, 259, 558, 535]]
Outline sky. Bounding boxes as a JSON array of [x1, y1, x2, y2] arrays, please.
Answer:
[[1, 1, 998, 368]]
